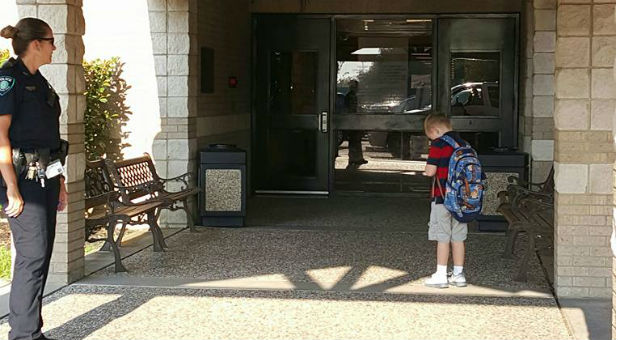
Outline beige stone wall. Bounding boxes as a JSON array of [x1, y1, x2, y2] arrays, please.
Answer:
[[554, 0, 615, 298], [521, 0, 556, 183], [196, 0, 251, 150], [612, 215, 616, 340], [148, 0, 200, 227], [149, 0, 252, 225], [520, 0, 533, 161], [14, 0, 86, 284]]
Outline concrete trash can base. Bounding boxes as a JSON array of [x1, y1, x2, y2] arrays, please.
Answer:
[[199, 144, 246, 227]]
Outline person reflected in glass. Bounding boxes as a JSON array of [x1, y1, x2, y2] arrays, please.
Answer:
[[344, 80, 367, 170]]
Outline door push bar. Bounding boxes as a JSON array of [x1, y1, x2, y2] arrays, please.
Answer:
[[319, 111, 328, 133]]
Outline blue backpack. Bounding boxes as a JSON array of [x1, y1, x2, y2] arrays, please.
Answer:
[[437, 135, 486, 223]]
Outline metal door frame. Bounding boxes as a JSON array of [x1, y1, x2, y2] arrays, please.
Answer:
[[252, 15, 332, 195], [251, 13, 520, 196]]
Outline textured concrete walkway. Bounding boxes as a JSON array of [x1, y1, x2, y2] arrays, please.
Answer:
[[0, 226, 577, 340], [0, 285, 568, 340]]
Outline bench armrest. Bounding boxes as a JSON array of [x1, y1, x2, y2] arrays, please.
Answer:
[[507, 175, 546, 190], [503, 185, 551, 211], [159, 172, 195, 191], [85, 191, 121, 214], [520, 196, 553, 208], [507, 184, 552, 199]]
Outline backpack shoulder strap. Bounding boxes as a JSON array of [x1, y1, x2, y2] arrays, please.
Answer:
[[439, 135, 459, 149]]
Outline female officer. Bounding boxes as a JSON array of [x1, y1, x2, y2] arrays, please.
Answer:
[[0, 18, 68, 340]]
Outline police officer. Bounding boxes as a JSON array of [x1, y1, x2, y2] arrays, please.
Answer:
[[0, 18, 68, 340], [344, 80, 367, 169]]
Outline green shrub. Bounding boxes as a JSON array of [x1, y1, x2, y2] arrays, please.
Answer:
[[0, 245, 11, 280], [83, 57, 132, 161], [0, 49, 9, 66]]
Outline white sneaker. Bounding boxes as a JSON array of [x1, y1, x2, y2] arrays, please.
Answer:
[[424, 273, 449, 288], [448, 273, 467, 287]]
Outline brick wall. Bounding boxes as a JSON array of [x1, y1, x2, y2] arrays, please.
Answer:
[[522, 0, 553, 183], [553, 0, 615, 298], [196, 0, 251, 150], [147, 0, 251, 226], [612, 167, 616, 340], [148, 0, 199, 227]]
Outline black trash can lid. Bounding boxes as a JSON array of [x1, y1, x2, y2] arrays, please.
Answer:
[[200, 144, 246, 163], [208, 144, 237, 149]]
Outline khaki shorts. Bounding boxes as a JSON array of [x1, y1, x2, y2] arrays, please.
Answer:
[[428, 202, 468, 243]]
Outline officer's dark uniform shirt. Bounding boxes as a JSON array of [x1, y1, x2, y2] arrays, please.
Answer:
[[0, 58, 61, 150]]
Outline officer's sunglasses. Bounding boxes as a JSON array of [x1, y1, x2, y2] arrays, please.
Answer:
[[36, 37, 55, 46]]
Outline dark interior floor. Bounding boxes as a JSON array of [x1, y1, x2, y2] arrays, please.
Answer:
[[245, 195, 490, 233], [246, 195, 431, 231]]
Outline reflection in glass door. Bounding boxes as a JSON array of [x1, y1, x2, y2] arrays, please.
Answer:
[[450, 52, 500, 116], [254, 16, 330, 193], [333, 18, 434, 193], [252, 15, 518, 195], [438, 18, 517, 150]]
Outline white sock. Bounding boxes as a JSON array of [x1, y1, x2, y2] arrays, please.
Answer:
[[453, 266, 463, 275], [436, 265, 447, 276]]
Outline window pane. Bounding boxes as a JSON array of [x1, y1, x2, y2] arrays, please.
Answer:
[[335, 19, 433, 115], [450, 52, 500, 116], [334, 129, 431, 193], [270, 51, 317, 115], [268, 129, 316, 177]]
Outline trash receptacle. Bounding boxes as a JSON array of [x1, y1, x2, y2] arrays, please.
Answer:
[[199, 144, 246, 227], [477, 150, 529, 232]]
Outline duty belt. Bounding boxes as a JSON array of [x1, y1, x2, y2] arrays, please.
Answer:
[[11, 140, 69, 187]]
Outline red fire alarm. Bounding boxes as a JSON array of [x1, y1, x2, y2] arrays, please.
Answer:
[[228, 76, 238, 88]]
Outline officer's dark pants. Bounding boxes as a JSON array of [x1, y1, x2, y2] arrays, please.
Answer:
[[0, 177, 60, 340], [348, 130, 365, 164]]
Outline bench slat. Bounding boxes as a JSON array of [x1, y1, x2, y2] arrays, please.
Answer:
[[84, 158, 169, 272], [498, 167, 555, 282], [106, 153, 199, 233]]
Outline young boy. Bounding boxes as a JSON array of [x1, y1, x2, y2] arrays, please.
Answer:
[[422, 113, 468, 288]]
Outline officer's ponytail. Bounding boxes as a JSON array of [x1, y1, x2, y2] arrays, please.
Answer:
[[0, 26, 18, 39], [0, 18, 51, 57]]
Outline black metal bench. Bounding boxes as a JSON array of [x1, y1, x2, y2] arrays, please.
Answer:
[[105, 153, 200, 235], [497, 167, 554, 282], [84, 159, 168, 272]]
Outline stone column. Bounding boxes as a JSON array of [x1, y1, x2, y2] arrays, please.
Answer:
[[520, 0, 533, 158], [531, 0, 557, 182], [554, 0, 615, 298], [15, 0, 86, 284], [612, 247, 616, 340], [148, 0, 199, 228]]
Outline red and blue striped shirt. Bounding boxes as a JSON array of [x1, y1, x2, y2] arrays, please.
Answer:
[[426, 131, 467, 204]]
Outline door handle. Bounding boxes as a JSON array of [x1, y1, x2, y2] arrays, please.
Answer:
[[319, 111, 328, 133]]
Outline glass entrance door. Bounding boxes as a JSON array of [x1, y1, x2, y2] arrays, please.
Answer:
[[252, 15, 518, 194], [437, 17, 518, 149], [333, 18, 434, 193], [253, 16, 330, 193]]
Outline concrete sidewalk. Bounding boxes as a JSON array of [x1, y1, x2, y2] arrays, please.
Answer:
[[0, 227, 610, 339]]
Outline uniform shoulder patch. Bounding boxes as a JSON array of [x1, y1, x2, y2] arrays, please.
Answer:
[[0, 76, 15, 96]]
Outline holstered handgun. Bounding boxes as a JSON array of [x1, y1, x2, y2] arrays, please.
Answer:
[[53, 139, 69, 166], [37, 149, 50, 169]]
